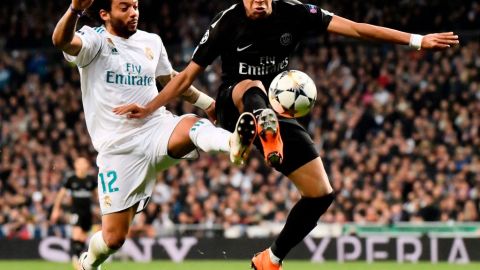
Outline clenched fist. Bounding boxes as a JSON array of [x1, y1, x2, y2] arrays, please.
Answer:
[[71, 0, 94, 11]]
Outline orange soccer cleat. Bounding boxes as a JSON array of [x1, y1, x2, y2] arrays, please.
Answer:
[[256, 109, 283, 167], [251, 249, 283, 270]]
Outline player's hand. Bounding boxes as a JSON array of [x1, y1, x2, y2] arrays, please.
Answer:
[[204, 101, 217, 123], [113, 103, 152, 119], [421, 32, 459, 50], [72, 0, 94, 11]]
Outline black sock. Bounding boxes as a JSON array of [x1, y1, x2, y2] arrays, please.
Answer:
[[241, 87, 269, 118], [71, 239, 86, 258], [270, 192, 335, 261]]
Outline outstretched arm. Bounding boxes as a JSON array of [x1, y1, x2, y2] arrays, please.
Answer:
[[157, 71, 209, 105], [157, 69, 216, 120], [113, 61, 205, 118], [327, 15, 459, 50], [52, 0, 94, 55]]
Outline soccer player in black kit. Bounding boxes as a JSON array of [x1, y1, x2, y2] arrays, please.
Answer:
[[114, 0, 459, 269], [51, 157, 97, 268]]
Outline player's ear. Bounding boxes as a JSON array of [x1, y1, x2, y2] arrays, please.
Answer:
[[99, 9, 110, 22]]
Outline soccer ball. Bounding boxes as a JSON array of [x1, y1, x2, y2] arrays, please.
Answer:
[[268, 70, 317, 118]]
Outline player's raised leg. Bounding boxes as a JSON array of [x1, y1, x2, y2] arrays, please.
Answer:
[[171, 115, 256, 165], [231, 80, 283, 166]]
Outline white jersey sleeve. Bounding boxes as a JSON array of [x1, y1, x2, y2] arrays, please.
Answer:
[[155, 35, 173, 77], [63, 26, 103, 68]]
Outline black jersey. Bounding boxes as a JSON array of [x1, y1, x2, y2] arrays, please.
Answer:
[[63, 175, 96, 213], [192, 0, 333, 87]]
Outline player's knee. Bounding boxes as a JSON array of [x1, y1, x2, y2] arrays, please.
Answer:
[[237, 82, 269, 112], [320, 192, 335, 207], [312, 186, 334, 197], [320, 192, 335, 206], [245, 80, 266, 92], [233, 80, 267, 102], [103, 232, 127, 250], [184, 115, 200, 124], [303, 192, 336, 214], [299, 183, 333, 198]]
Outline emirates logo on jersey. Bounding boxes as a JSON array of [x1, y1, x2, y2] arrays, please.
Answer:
[[145, 47, 154, 60], [280, 33, 292, 46]]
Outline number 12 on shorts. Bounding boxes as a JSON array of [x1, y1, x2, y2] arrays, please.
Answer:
[[99, 170, 119, 193]]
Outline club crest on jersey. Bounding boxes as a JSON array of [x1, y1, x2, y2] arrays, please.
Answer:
[[306, 4, 318, 14], [145, 47, 154, 60], [103, 195, 112, 208], [106, 38, 119, 55], [200, 30, 209, 44], [280, 33, 292, 46]]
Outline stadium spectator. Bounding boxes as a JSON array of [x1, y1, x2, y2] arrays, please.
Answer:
[[50, 157, 97, 268]]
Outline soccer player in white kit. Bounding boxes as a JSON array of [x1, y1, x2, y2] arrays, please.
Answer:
[[52, 0, 257, 269]]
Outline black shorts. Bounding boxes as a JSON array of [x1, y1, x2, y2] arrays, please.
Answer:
[[216, 83, 319, 175], [70, 211, 92, 232]]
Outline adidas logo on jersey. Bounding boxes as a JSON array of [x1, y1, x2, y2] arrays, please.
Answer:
[[107, 38, 119, 55]]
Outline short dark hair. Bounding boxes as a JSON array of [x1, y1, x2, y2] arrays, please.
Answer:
[[85, 0, 112, 25]]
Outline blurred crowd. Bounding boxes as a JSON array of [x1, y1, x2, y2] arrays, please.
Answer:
[[0, 0, 479, 239], [1, 0, 480, 49]]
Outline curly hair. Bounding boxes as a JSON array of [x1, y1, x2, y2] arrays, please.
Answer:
[[85, 0, 112, 25]]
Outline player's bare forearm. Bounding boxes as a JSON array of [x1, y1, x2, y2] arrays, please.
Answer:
[[328, 15, 459, 50], [350, 23, 411, 44], [157, 71, 201, 104], [146, 71, 194, 113], [181, 87, 201, 104], [52, 0, 93, 55], [114, 62, 205, 118], [146, 62, 204, 113], [328, 16, 410, 44], [52, 9, 81, 52]]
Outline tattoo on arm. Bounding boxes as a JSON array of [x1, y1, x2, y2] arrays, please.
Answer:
[[156, 71, 202, 104], [181, 88, 201, 104]]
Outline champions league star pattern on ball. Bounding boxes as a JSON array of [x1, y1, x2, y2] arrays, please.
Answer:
[[268, 70, 317, 118]]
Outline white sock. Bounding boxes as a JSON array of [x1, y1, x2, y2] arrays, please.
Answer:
[[189, 119, 230, 152], [83, 231, 116, 269], [268, 248, 281, 265]]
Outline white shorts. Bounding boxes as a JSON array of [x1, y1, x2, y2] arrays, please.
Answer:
[[96, 113, 198, 215]]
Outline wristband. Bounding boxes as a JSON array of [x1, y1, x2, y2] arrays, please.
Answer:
[[69, 5, 85, 18], [409, 34, 423, 50], [193, 93, 215, 110]]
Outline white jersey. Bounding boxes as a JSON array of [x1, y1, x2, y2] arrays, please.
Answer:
[[64, 25, 173, 152]]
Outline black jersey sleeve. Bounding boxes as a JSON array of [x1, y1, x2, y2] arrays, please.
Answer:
[[191, 5, 236, 67], [297, 3, 334, 34], [88, 175, 97, 191], [63, 176, 73, 190]]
